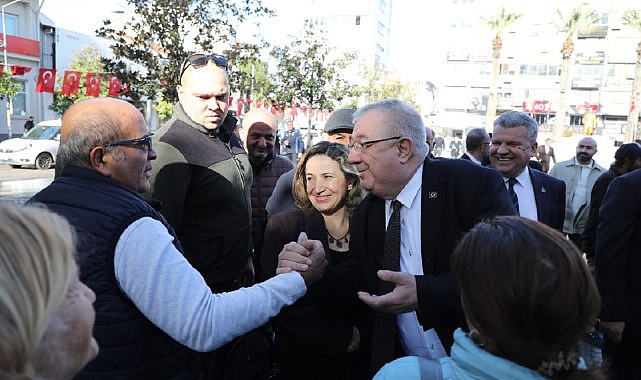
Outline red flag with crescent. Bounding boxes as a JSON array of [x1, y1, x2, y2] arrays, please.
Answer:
[[11, 65, 31, 76], [236, 98, 244, 115], [108, 75, 124, 97], [61, 70, 81, 95], [36, 68, 56, 93], [85, 73, 102, 97]]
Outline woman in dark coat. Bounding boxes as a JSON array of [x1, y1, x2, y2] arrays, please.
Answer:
[[261, 141, 367, 380]]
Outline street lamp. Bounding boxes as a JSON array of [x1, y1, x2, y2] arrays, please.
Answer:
[[2, 0, 22, 139]]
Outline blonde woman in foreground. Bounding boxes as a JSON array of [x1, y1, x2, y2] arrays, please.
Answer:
[[0, 204, 98, 379]]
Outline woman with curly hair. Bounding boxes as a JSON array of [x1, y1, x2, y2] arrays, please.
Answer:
[[262, 141, 368, 379]]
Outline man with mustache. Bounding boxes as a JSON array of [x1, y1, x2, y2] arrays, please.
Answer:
[[549, 136, 605, 251]]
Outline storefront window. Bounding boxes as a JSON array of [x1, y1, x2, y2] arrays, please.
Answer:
[[11, 81, 26, 116]]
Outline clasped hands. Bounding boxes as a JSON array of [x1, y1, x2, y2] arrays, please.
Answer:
[[277, 233, 418, 314]]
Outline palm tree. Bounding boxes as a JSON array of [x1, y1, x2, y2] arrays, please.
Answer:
[[481, 7, 522, 131], [552, 4, 599, 142], [622, 10, 641, 142]]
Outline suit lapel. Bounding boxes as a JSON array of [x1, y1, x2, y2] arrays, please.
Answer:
[[530, 170, 550, 225], [421, 159, 445, 274]]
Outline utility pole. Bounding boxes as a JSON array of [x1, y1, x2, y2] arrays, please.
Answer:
[[2, 0, 22, 139]]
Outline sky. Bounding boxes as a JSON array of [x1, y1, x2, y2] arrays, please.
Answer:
[[39, 0, 422, 72], [40, 0, 133, 35]]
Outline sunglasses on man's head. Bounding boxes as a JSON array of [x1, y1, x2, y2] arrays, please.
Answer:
[[179, 53, 228, 81]]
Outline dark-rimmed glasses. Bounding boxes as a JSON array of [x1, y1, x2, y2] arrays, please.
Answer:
[[103, 135, 153, 152], [179, 53, 228, 81], [348, 136, 401, 153]]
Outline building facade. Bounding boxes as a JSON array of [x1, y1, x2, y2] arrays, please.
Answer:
[[423, 0, 640, 141], [0, 0, 43, 138]]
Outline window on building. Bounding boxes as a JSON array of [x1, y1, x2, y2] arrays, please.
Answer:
[[356, 15, 360, 25], [11, 80, 26, 116], [4, 14, 17, 36]]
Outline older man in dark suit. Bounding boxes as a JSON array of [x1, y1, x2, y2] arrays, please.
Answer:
[[277, 99, 515, 376], [489, 111, 565, 230]]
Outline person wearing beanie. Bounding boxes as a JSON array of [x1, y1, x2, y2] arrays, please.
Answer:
[[583, 142, 641, 263], [266, 109, 356, 219], [239, 108, 294, 281]]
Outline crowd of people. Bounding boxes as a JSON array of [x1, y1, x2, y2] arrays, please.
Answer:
[[1, 51, 639, 380]]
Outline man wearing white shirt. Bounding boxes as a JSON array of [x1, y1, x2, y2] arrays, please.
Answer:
[[549, 137, 605, 251], [277, 99, 515, 377], [460, 127, 491, 166], [489, 111, 565, 230]]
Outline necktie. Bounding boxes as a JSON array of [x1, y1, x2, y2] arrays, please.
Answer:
[[381, 200, 402, 294], [508, 178, 520, 214], [371, 199, 403, 372]]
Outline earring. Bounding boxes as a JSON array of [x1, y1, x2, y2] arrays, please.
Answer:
[[469, 329, 487, 348]]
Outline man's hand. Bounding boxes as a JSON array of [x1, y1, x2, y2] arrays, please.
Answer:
[[600, 320, 625, 344], [236, 255, 255, 287], [358, 270, 418, 314], [277, 232, 327, 286]]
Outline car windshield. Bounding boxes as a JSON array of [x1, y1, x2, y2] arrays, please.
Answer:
[[23, 125, 60, 140]]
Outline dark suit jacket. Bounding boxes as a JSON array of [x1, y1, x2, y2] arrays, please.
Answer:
[[529, 168, 566, 230], [261, 209, 367, 378], [596, 169, 641, 338], [317, 158, 515, 374], [583, 166, 620, 261], [460, 152, 491, 166], [536, 145, 555, 172]]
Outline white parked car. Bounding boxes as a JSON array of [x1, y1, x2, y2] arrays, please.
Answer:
[[0, 119, 61, 169]]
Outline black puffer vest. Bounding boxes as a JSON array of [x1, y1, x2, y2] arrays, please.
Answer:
[[30, 166, 200, 380]]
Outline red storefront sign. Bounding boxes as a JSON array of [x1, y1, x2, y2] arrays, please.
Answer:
[[522, 100, 556, 115], [0, 34, 40, 57]]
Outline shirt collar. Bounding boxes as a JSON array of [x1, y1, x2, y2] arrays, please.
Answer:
[[388, 163, 423, 210]]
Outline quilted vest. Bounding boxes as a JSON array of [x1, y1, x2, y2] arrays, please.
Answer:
[[30, 166, 200, 380]]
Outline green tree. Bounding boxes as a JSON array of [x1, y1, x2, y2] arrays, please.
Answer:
[[97, 0, 274, 107], [552, 4, 599, 141], [0, 68, 23, 138], [270, 22, 358, 146], [225, 42, 272, 115], [481, 7, 522, 130], [359, 67, 420, 111], [49, 45, 108, 115], [622, 9, 641, 142], [0, 69, 22, 101]]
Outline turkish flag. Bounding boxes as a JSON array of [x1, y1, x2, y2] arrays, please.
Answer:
[[61, 70, 81, 95], [108, 75, 124, 97], [85, 73, 102, 97], [36, 68, 56, 93], [11, 65, 31, 75], [237, 98, 244, 115]]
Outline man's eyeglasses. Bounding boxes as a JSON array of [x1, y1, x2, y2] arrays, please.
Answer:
[[103, 135, 153, 152], [179, 53, 228, 81], [348, 136, 401, 152]]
